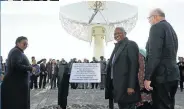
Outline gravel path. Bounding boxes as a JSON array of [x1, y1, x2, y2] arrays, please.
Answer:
[[31, 87, 184, 109]]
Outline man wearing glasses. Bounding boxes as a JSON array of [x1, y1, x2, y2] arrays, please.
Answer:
[[144, 8, 180, 109], [105, 27, 141, 109]]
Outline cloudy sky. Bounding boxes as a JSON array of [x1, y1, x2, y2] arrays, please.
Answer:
[[1, 0, 184, 62]]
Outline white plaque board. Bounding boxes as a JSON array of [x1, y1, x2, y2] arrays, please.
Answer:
[[69, 63, 101, 83]]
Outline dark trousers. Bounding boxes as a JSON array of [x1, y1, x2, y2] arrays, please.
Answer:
[[71, 83, 78, 89], [180, 80, 183, 90], [30, 75, 38, 89], [51, 74, 57, 89], [152, 81, 178, 109], [47, 72, 51, 83], [58, 97, 67, 109], [39, 73, 47, 88], [180, 76, 184, 90], [100, 74, 106, 89], [58, 85, 67, 109], [57, 76, 59, 88], [108, 79, 114, 109], [118, 103, 136, 109], [137, 102, 153, 109], [91, 83, 98, 89], [58, 74, 70, 109]]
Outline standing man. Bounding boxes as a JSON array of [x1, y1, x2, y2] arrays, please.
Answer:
[[70, 58, 78, 89], [30, 60, 40, 90], [99, 56, 106, 90], [91, 57, 99, 89], [56, 59, 60, 88], [46, 59, 52, 83], [177, 57, 184, 92], [4, 59, 8, 75], [39, 59, 47, 89], [50, 59, 59, 89], [1, 36, 36, 109], [144, 8, 180, 109], [105, 27, 141, 109], [0, 56, 3, 80], [0, 57, 5, 74]]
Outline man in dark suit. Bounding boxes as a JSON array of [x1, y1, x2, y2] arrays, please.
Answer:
[[91, 57, 99, 89], [99, 56, 106, 90], [50, 59, 59, 89], [177, 57, 184, 92], [144, 8, 180, 109], [46, 59, 52, 83], [105, 27, 141, 109], [39, 59, 47, 89]]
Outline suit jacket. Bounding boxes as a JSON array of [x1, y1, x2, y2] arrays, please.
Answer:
[[40, 63, 47, 75], [105, 37, 141, 103], [46, 62, 52, 78], [100, 60, 106, 74], [51, 64, 59, 76], [145, 20, 180, 83], [177, 62, 184, 79]]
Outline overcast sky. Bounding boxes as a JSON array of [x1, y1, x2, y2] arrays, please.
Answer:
[[1, 0, 184, 62]]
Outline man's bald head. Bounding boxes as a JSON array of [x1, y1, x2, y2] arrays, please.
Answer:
[[151, 8, 165, 18], [148, 8, 165, 25]]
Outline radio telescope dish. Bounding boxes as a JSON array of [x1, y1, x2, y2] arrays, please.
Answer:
[[59, 1, 138, 59], [60, 1, 138, 43]]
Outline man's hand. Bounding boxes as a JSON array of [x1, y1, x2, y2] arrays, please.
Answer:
[[127, 88, 135, 95], [144, 80, 153, 91]]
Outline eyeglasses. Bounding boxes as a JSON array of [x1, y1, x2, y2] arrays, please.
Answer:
[[147, 14, 159, 19], [147, 15, 154, 19]]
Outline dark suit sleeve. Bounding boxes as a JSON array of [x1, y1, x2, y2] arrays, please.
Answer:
[[46, 63, 49, 71], [57, 66, 59, 73], [11, 50, 32, 72], [40, 64, 43, 72], [145, 24, 164, 80], [37, 60, 43, 64], [127, 41, 139, 89]]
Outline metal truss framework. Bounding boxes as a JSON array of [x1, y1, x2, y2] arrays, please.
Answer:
[[59, 13, 138, 43]]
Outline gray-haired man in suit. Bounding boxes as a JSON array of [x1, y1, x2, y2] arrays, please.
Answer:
[[144, 8, 180, 109]]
